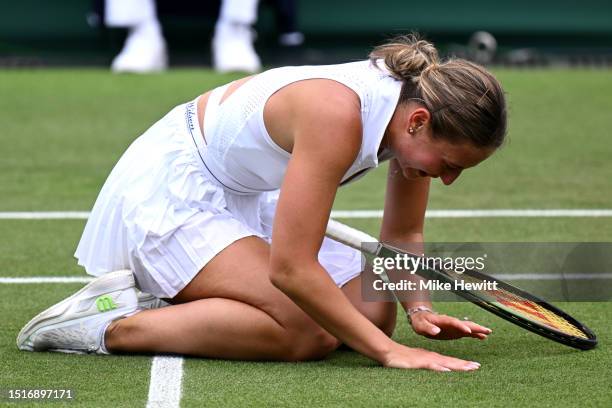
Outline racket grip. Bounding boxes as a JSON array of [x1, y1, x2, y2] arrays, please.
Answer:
[[326, 219, 379, 254]]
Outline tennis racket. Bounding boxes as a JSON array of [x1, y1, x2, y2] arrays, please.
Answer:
[[326, 219, 597, 350]]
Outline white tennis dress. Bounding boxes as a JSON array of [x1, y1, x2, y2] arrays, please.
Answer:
[[75, 59, 402, 298]]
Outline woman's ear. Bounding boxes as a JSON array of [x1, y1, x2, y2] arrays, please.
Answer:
[[408, 107, 431, 134]]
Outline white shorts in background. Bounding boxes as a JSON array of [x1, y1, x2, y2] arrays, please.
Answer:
[[75, 99, 362, 298]]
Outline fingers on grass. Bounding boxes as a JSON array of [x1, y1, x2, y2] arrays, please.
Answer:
[[427, 363, 452, 372], [416, 319, 441, 336], [433, 354, 480, 371], [439, 315, 473, 333], [465, 321, 493, 334], [452, 361, 480, 371], [434, 362, 480, 372]]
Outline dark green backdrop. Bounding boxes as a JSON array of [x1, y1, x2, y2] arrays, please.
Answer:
[[1, 0, 611, 65]]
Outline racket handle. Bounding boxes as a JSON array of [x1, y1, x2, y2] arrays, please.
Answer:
[[326, 219, 379, 254]]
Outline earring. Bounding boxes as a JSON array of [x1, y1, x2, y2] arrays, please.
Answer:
[[408, 127, 414, 134]]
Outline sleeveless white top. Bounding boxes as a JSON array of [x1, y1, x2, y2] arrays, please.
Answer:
[[200, 59, 402, 195]]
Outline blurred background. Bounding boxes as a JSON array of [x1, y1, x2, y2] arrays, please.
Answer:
[[1, 0, 612, 70]]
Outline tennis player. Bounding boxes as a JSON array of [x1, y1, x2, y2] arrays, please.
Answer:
[[18, 35, 506, 371]]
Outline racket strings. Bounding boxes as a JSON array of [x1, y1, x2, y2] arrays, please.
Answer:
[[490, 289, 588, 339], [448, 271, 588, 339]]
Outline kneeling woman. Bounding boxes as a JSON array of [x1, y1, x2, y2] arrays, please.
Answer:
[[18, 35, 506, 371]]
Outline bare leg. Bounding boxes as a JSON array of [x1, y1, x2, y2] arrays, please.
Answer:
[[105, 236, 340, 361], [107, 298, 303, 360], [107, 275, 396, 359], [341, 276, 397, 338]]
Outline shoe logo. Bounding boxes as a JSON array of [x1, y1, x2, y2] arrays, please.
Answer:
[[96, 295, 118, 312]]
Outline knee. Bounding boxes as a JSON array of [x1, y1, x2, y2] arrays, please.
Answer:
[[280, 327, 341, 362]]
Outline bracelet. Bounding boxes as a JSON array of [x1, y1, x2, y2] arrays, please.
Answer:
[[406, 306, 436, 323]]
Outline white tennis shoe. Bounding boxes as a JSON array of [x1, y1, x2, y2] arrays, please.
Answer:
[[212, 20, 261, 73], [111, 21, 168, 74], [17, 270, 139, 354]]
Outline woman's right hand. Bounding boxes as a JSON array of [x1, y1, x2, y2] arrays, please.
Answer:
[[381, 342, 481, 371]]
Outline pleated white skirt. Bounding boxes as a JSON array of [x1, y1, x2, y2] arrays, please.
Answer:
[[75, 99, 362, 298]]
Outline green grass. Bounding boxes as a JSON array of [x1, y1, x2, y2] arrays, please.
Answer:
[[183, 302, 612, 408], [0, 68, 611, 407]]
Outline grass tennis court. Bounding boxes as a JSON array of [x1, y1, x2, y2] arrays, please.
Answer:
[[1, 68, 611, 407]]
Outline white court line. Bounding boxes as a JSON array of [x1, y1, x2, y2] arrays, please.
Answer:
[[331, 209, 612, 219], [0, 276, 94, 284], [0, 211, 90, 219], [146, 356, 184, 408], [2, 209, 612, 220], [494, 273, 612, 281]]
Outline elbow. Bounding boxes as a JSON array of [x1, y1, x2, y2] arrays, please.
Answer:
[[269, 255, 312, 297], [269, 257, 296, 293]]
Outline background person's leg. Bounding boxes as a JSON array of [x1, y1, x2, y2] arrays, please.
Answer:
[[212, 0, 261, 73], [105, 0, 167, 73]]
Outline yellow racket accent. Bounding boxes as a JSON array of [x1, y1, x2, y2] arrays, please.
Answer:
[[490, 289, 588, 339], [452, 271, 588, 339]]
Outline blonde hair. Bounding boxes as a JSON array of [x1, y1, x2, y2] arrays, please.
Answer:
[[370, 34, 507, 148]]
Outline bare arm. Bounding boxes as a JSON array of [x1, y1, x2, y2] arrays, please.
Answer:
[[269, 81, 393, 362], [380, 158, 432, 312], [380, 160, 492, 340]]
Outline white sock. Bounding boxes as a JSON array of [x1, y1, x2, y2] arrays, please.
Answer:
[[127, 19, 164, 44], [98, 321, 113, 355]]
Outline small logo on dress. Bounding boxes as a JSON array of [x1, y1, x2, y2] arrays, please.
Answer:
[[186, 102, 196, 131]]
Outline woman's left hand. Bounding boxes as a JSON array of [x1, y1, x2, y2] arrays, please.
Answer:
[[410, 311, 492, 340]]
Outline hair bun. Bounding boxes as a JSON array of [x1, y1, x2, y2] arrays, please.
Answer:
[[370, 34, 439, 81]]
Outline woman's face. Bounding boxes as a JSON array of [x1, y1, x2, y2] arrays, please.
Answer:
[[385, 104, 495, 185]]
